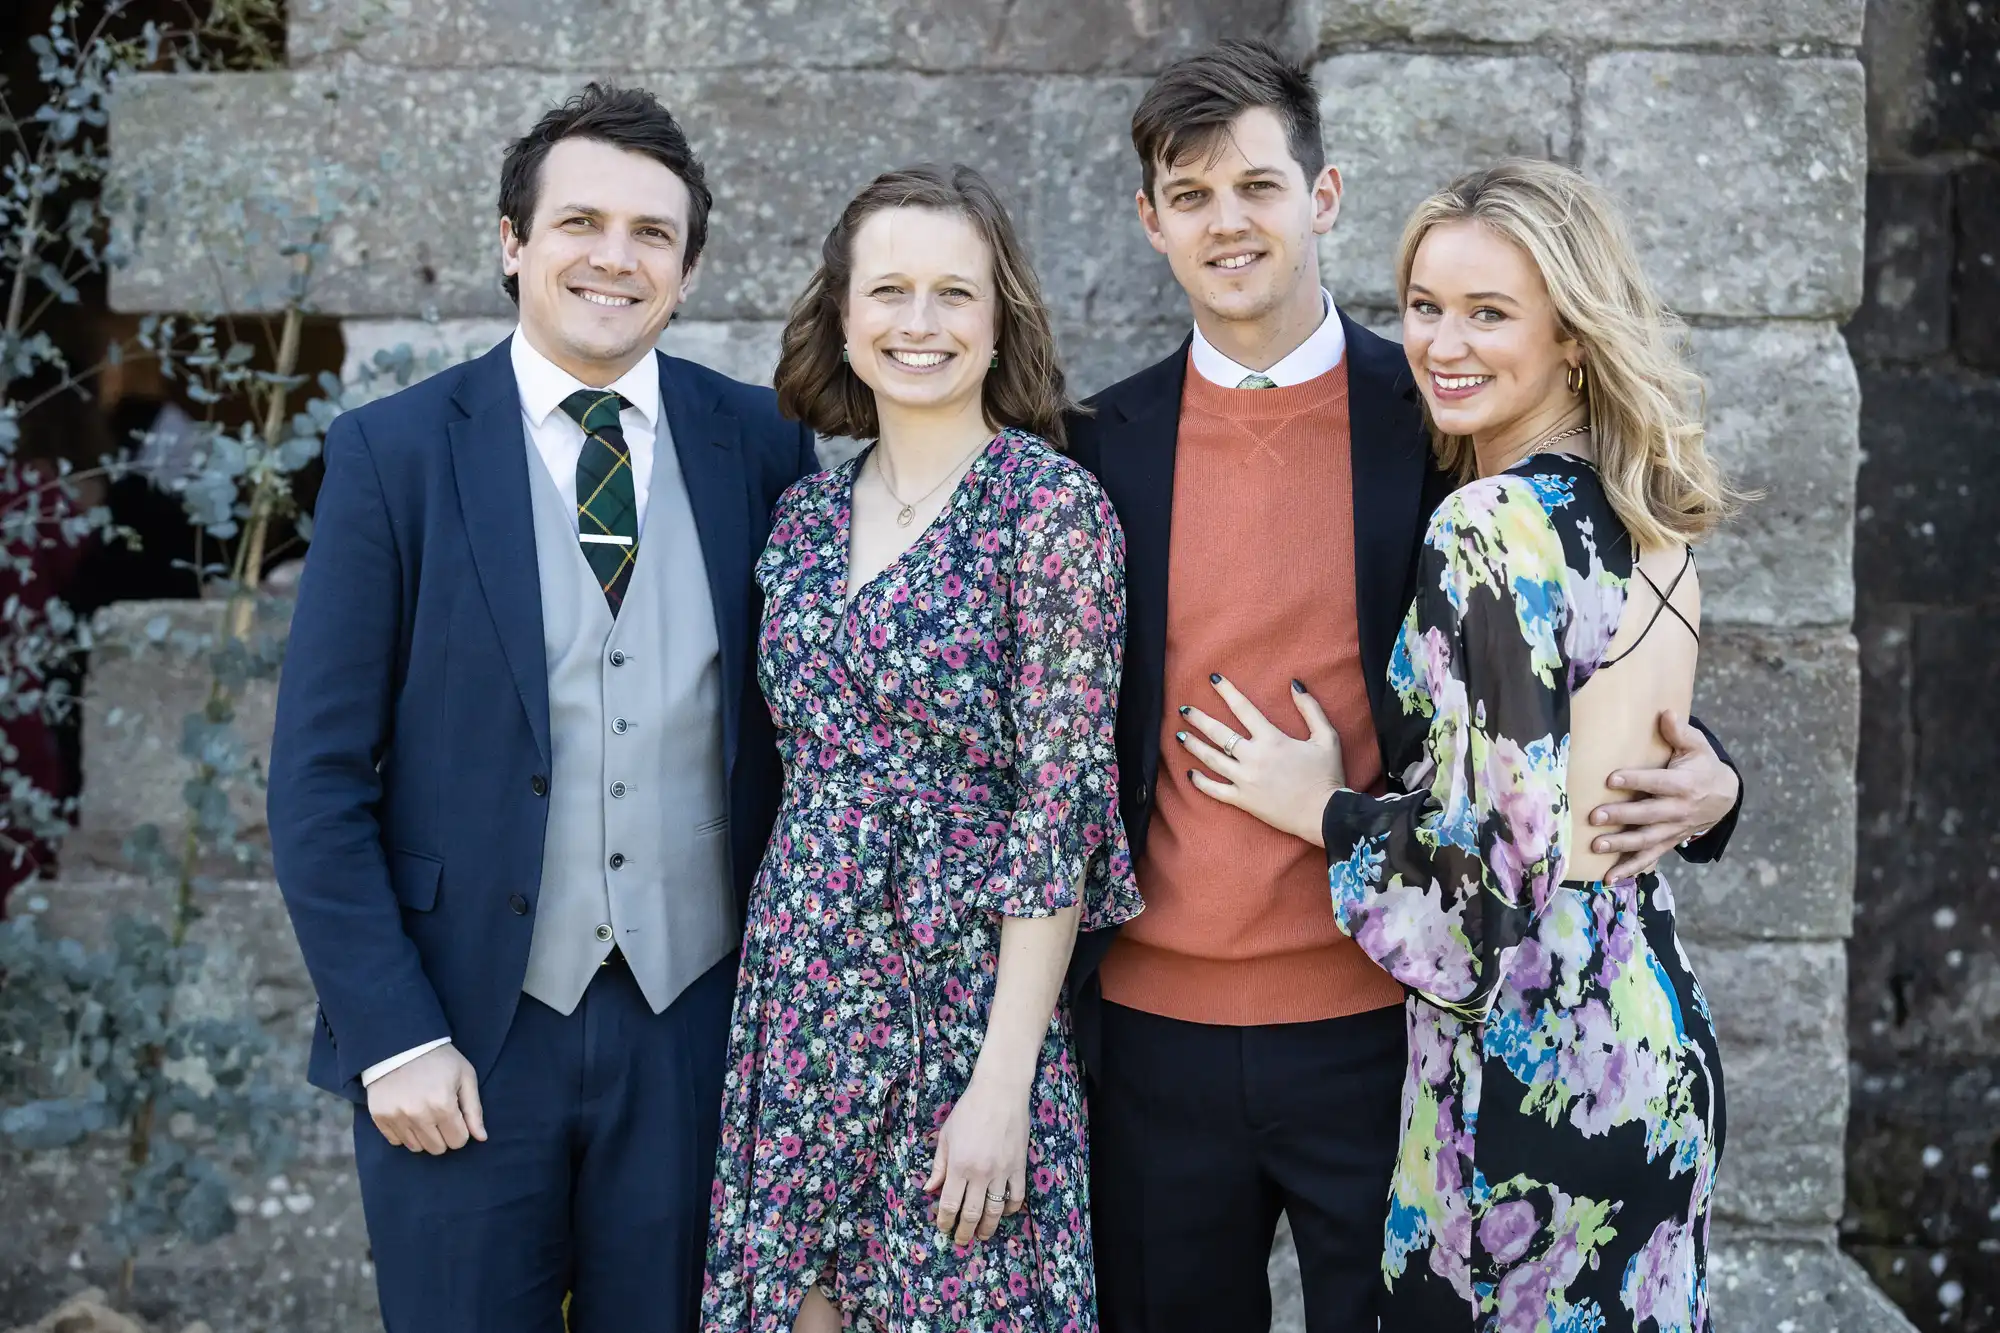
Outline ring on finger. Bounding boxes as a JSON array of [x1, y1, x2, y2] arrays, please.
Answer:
[[1222, 734, 1240, 760]]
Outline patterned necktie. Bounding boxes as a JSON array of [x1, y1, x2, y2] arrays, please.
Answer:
[[1237, 373, 1278, 389], [559, 388, 639, 615]]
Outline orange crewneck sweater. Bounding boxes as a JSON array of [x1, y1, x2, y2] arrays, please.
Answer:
[[1099, 356, 1405, 1025]]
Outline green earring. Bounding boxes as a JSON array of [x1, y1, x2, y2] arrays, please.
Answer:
[[841, 347, 849, 362], [990, 351, 999, 368]]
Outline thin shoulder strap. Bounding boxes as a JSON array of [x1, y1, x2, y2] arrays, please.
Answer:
[[1601, 546, 1698, 669]]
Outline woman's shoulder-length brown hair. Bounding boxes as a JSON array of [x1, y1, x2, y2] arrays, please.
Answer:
[[773, 163, 1083, 449]]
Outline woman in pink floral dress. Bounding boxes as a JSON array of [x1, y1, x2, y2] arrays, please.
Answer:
[[701, 165, 1140, 1333]]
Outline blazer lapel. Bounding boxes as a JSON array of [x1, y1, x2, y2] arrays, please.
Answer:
[[1341, 311, 1431, 726], [449, 337, 552, 766], [656, 351, 752, 775], [1091, 339, 1189, 811]]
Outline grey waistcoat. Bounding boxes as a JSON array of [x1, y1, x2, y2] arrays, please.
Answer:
[[520, 416, 736, 1016]]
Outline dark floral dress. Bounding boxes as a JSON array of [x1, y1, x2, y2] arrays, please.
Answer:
[[702, 428, 1142, 1333], [1321, 454, 1726, 1332]]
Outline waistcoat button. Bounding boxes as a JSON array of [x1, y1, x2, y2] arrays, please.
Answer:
[[508, 894, 528, 915], [608, 852, 626, 870], [595, 923, 614, 942], [530, 774, 548, 797], [610, 781, 627, 798], [612, 717, 628, 734]]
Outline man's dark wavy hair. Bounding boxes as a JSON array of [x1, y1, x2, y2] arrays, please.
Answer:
[[1131, 39, 1325, 204], [497, 82, 713, 303]]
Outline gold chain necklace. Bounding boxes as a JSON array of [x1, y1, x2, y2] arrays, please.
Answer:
[[876, 439, 987, 527], [1534, 423, 1592, 452]]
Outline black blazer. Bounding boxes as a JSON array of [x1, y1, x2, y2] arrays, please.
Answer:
[[268, 339, 818, 1100], [1060, 312, 1740, 1066]]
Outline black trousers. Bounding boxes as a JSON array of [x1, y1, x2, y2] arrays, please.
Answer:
[[1090, 1000, 1407, 1333], [353, 952, 734, 1333]]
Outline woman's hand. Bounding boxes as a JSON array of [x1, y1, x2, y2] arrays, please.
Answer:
[[925, 1068, 1030, 1246], [1178, 674, 1346, 846]]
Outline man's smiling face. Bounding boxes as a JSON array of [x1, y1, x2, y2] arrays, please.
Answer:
[[1137, 106, 1339, 336], [501, 136, 696, 385]]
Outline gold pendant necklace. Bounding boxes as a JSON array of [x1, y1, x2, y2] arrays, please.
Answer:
[[877, 439, 986, 527]]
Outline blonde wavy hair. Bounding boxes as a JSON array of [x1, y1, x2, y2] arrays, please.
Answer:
[[1395, 158, 1745, 548]]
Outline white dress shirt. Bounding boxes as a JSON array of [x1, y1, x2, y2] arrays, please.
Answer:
[[1189, 287, 1347, 388], [358, 330, 664, 1089], [510, 326, 660, 534]]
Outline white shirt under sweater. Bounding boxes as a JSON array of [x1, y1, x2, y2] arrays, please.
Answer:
[[1188, 286, 1347, 388], [359, 330, 663, 1087]]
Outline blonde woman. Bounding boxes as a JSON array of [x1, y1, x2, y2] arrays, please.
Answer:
[[1181, 158, 1733, 1331]]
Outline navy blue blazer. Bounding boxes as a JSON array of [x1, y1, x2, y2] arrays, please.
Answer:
[[267, 338, 818, 1102]]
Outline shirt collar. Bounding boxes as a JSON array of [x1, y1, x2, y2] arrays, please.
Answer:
[[510, 326, 661, 429], [1189, 288, 1347, 389]]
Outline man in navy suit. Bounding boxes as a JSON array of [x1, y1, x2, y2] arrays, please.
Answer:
[[267, 84, 817, 1332]]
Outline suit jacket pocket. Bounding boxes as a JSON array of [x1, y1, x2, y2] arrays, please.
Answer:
[[389, 849, 443, 912]]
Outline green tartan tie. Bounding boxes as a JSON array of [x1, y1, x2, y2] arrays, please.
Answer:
[[1237, 373, 1278, 389], [559, 388, 639, 615]]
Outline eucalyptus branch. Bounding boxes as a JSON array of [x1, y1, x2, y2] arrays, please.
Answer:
[[11, 349, 167, 417]]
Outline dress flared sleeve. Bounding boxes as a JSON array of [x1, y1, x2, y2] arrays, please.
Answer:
[[976, 454, 1142, 931], [1320, 475, 1575, 1021]]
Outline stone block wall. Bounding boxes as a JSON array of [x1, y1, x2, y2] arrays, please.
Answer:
[[60, 0, 1911, 1327], [1841, 0, 2000, 1328]]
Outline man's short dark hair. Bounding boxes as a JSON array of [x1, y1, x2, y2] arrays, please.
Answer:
[[1130, 39, 1325, 204], [497, 83, 714, 303]]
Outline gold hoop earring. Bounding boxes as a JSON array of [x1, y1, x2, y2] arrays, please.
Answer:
[[1566, 364, 1586, 395]]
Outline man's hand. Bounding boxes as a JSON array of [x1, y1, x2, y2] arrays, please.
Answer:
[[1589, 711, 1740, 880], [367, 1043, 487, 1155]]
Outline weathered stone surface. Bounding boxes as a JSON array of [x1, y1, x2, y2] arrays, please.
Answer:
[[1848, 1241, 1999, 1333], [1846, 1062, 2000, 1321], [1268, 1217, 1306, 1332], [1314, 54, 1573, 308], [287, 0, 1296, 75], [1848, 610, 2000, 1053], [1861, 0, 1937, 161], [1954, 162, 2000, 371], [1853, 365, 2000, 607], [0, 1127, 374, 1333], [1710, 1234, 1920, 1332], [1, 880, 370, 1332], [1688, 941, 1848, 1223], [1582, 55, 1866, 319], [1320, 0, 1862, 45], [1691, 321, 1859, 629], [112, 68, 1180, 327], [1925, 0, 2000, 156], [1672, 628, 1857, 942], [75, 601, 286, 871], [1027, 79, 1182, 337], [1844, 167, 1955, 362], [1058, 321, 1187, 400]]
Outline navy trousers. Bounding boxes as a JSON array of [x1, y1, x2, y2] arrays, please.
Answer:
[[1090, 1000, 1408, 1333], [353, 952, 735, 1333]]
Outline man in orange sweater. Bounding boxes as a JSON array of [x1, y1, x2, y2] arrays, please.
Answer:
[[1061, 40, 1747, 1333]]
